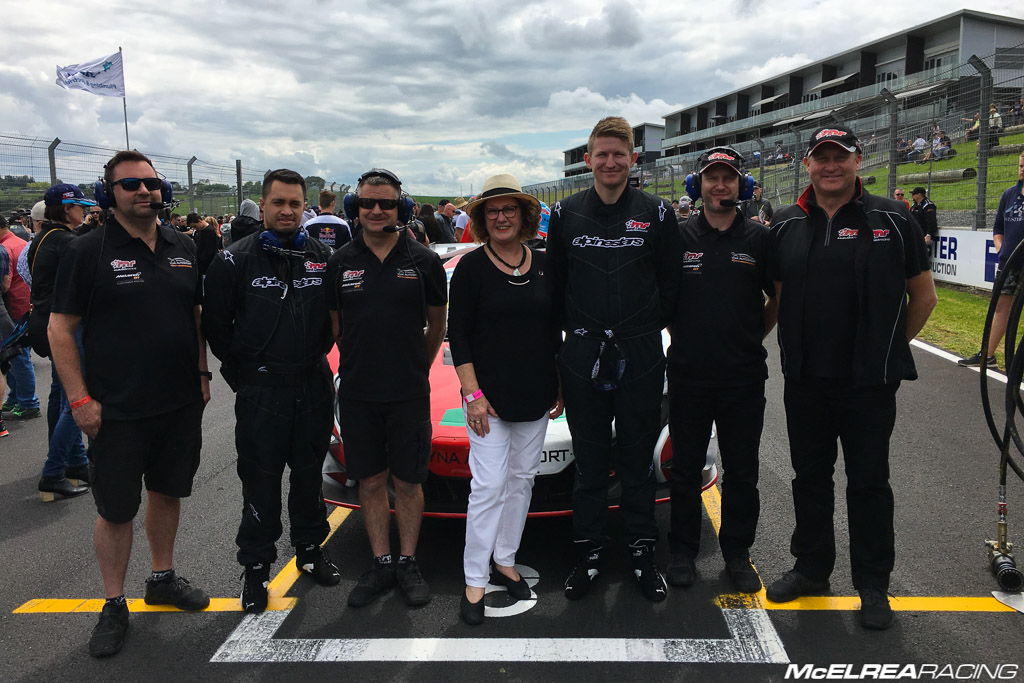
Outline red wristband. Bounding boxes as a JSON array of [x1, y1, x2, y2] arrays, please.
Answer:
[[70, 396, 92, 410]]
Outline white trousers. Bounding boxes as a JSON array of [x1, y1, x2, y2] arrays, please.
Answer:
[[463, 414, 548, 587]]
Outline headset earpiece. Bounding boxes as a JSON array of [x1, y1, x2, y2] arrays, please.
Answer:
[[739, 174, 755, 201], [160, 179, 174, 206], [94, 179, 113, 209], [259, 227, 308, 252], [342, 193, 359, 221], [685, 173, 701, 201]]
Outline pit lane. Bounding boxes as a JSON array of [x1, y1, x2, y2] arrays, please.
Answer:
[[1, 342, 1022, 681]]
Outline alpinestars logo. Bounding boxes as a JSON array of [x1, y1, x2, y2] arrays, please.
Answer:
[[110, 259, 136, 271], [304, 261, 327, 272], [292, 277, 322, 288], [252, 276, 287, 292], [625, 219, 650, 232], [572, 236, 645, 248]]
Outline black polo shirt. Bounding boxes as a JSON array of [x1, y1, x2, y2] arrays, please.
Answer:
[[51, 217, 202, 420], [668, 212, 773, 387], [327, 231, 447, 402]]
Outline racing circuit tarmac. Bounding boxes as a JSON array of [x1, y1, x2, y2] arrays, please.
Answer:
[[1, 342, 1022, 682]]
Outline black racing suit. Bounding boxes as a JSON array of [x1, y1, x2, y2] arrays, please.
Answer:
[[546, 185, 680, 547], [202, 231, 334, 566]]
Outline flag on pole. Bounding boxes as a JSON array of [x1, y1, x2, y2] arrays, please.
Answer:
[[55, 51, 125, 98]]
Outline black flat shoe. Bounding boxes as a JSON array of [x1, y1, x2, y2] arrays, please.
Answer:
[[490, 569, 532, 600], [460, 592, 484, 625]]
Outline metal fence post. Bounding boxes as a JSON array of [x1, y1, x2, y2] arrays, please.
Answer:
[[968, 55, 993, 231], [48, 138, 61, 185], [187, 156, 197, 214], [880, 88, 898, 198], [236, 160, 242, 210], [755, 138, 765, 186]]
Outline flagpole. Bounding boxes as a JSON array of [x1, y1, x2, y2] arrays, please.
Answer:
[[120, 46, 130, 149]]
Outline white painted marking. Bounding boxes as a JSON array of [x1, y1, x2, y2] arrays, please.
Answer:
[[210, 607, 789, 664], [484, 564, 538, 618], [911, 339, 1007, 385]]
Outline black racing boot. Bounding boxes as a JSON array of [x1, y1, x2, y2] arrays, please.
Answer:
[[564, 540, 603, 600], [629, 539, 667, 603]]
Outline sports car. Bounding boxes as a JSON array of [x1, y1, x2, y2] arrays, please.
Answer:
[[322, 243, 719, 517]]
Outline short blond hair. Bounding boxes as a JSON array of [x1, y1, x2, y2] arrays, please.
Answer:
[[588, 116, 633, 154]]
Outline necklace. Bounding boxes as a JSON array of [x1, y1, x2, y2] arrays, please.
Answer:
[[486, 241, 527, 276]]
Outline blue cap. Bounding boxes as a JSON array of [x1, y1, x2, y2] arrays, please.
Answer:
[[44, 183, 97, 207]]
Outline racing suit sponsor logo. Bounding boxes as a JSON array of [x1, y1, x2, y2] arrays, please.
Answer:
[[251, 276, 287, 292], [304, 260, 327, 272], [342, 269, 364, 290], [837, 228, 859, 239], [731, 252, 756, 266], [872, 229, 890, 241], [292, 277, 322, 288], [114, 271, 143, 285], [625, 219, 650, 232], [167, 257, 192, 268], [571, 235, 645, 248], [396, 267, 419, 280], [110, 259, 136, 271]]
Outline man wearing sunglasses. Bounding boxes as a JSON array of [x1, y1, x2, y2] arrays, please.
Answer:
[[203, 169, 340, 614], [48, 151, 212, 658], [327, 168, 447, 609]]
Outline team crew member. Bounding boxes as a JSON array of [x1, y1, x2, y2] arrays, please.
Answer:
[[304, 189, 353, 250], [448, 174, 562, 625], [666, 148, 776, 593], [327, 168, 447, 609], [767, 127, 936, 630], [909, 187, 938, 247], [48, 151, 212, 658], [959, 153, 1024, 368], [546, 116, 680, 603], [740, 181, 773, 225], [203, 169, 340, 613]]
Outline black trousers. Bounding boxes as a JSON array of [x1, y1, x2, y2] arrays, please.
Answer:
[[234, 371, 333, 566], [559, 338, 664, 545], [783, 378, 899, 591], [668, 380, 764, 560]]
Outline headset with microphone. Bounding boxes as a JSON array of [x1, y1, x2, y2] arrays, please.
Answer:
[[684, 147, 756, 204], [342, 168, 415, 228]]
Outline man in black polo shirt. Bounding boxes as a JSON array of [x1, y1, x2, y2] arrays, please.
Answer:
[[766, 127, 936, 630], [203, 169, 340, 614], [666, 147, 776, 593], [48, 151, 211, 658], [327, 168, 447, 609]]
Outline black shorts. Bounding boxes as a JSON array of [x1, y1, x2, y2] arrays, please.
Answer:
[[89, 401, 203, 523], [338, 397, 430, 484], [996, 262, 1020, 295]]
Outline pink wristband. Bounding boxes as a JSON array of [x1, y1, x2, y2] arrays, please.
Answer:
[[463, 390, 484, 404]]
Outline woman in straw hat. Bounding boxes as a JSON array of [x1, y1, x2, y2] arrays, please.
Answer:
[[447, 173, 563, 625]]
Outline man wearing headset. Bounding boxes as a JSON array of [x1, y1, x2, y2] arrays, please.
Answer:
[[327, 169, 447, 609], [203, 168, 340, 614], [666, 148, 776, 593], [48, 150, 211, 658]]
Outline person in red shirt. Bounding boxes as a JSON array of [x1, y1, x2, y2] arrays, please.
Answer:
[[0, 218, 38, 419]]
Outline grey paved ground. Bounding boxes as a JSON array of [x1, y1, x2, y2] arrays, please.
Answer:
[[0, 345, 1021, 682]]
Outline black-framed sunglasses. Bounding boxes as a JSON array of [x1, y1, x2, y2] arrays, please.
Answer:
[[113, 177, 162, 191], [356, 197, 399, 210]]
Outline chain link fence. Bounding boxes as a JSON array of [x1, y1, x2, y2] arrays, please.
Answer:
[[0, 136, 270, 218], [525, 46, 1024, 230]]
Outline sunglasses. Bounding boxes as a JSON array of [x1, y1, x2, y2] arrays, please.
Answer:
[[112, 177, 162, 191], [356, 197, 399, 211]]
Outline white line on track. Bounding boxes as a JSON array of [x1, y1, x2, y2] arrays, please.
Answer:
[[911, 339, 1008, 385], [210, 607, 789, 664]]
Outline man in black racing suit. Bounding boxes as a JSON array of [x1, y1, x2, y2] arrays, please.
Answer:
[[546, 116, 680, 603], [202, 169, 340, 613]]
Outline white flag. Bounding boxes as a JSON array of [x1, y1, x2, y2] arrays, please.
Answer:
[[55, 51, 125, 98]]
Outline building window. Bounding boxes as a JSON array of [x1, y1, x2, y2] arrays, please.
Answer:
[[802, 92, 820, 103], [995, 47, 1024, 70], [876, 71, 898, 85]]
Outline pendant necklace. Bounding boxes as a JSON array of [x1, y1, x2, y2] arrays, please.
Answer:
[[486, 241, 527, 276]]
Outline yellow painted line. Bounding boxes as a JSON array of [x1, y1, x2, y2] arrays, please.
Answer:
[[701, 485, 723, 535], [715, 593, 1017, 612], [12, 506, 352, 614]]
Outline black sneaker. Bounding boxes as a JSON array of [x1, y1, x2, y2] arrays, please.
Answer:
[[858, 588, 895, 630], [9, 405, 41, 419], [395, 558, 431, 606], [765, 570, 830, 603], [630, 540, 667, 603], [347, 565, 396, 608], [143, 574, 210, 611], [958, 352, 996, 367], [88, 601, 129, 658], [240, 563, 270, 613], [666, 553, 696, 587], [725, 557, 762, 593], [296, 544, 341, 587], [563, 541, 602, 601]]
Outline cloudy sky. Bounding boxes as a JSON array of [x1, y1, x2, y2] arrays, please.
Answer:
[[1, 0, 1019, 196]]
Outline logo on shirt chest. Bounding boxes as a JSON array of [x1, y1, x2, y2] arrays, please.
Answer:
[[683, 251, 703, 272], [396, 267, 419, 280], [252, 276, 287, 293], [731, 252, 757, 266], [342, 269, 364, 291], [304, 260, 327, 273], [168, 257, 193, 268], [872, 229, 891, 241], [110, 259, 137, 271], [625, 219, 650, 232], [572, 235, 645, 248], [110, 258, 144, 285], [836, 228, 859, 240]]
